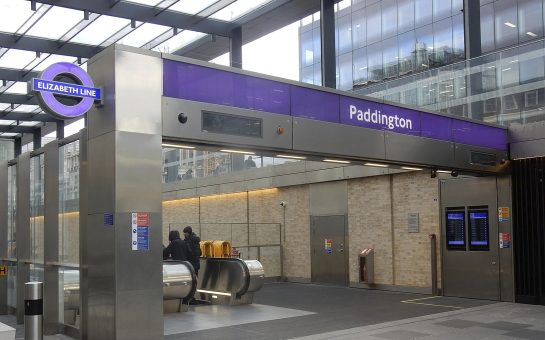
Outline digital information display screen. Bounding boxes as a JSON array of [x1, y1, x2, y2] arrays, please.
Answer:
[[446, 210, 465, 250], [202, 111, 262, 138], [469, 209, 489, 251]]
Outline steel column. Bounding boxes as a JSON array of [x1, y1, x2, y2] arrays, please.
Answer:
[[0, 161, 8, 314], [230, 26, 242, 69], [43, 141, 59, 335], [33, 129, 41, 151], [320, 0, 336, 88], [16, 153, 30, 324], [14, 139, 21, 158], [463, 0, 481, 59]]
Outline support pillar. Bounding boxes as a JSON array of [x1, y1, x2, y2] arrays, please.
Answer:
[[463, 0, 481, 59], [82, 45, 163, 340], [0, 162, 7, 315], [230, 26, 242, 69], [16, 153, 30, 324], [320, 0, 336, 89], [33, 128, 41, 151], [56, 121, 65, 140], [14, 138, 21, 157]]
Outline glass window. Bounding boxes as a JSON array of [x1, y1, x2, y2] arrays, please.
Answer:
[[7, 165, 16, 259], [494, 0, 519, 49], [480, 3, 495, 53], [300, 30, 314, 67], [518, 0, 543, 43], [399, 30, 416, 75], [415, 24, 433, 71], [313, 63, 322, 85], [352, 9, 366, 49], [353, 47, 368, 85], [452, 13, 465, 61], [383, 37, 399, 79], [367, 42, 383, 82], [30, 155, 45, 264], [313, 28, 322, 64], [337, 14, 352, 55], [26, 6, 82, 40], [398, 0, 415, 34], [433, 0, 451, 22], [452, 0, 463, 15], [519, 42, 545, 84], [382, 0, 398, 39], [434, 18, 453, 67], [70, 15, 130, 46], [59, 141, 80, 265], [301, 65, 314, 84], [366, 2, 382, 44], [339, 52, 353, 90], [117, 22, 171, 48], [168, 0, 218, 15], [415, 0, 433, 27]]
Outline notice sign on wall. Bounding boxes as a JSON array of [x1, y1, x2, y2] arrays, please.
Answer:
[[0, 265, 7, 276], [325, 239, 332, 254], [132, 212, 149, 251], [498, 207, 510, 222], [499, 232, 511, 249]]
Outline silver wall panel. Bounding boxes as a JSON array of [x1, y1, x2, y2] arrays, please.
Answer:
[[0, 161, 7, 315], [510, 139, 545, 160], [162, 97, 293, 150], [16, 153, 30, 324], [292, 117, 386, 160], [342, 165, 388, 178], [497, 175, 514, 302], [43, 141, 59, 335], [271, 173, 309, 187], [305, 167, 345, 184], [310, 181, 347, 216], [453, 144, 508, 173], [440, 176, 500, 300], [86, 133, 115, 215], [508, 120, 545, 143], [385, 132, 455, 167]]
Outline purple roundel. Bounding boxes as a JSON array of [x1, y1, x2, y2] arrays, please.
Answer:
[[35, 62, 96, 119]]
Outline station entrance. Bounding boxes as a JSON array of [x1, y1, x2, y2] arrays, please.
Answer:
[[0, 45, 513, 339]]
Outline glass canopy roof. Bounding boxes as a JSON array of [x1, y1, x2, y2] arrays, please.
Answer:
[[0, 0, 280, 139]]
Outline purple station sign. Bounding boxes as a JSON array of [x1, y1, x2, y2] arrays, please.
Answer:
[[163, 59, 507, 151]]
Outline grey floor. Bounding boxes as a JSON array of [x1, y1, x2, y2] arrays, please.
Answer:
[[3, 283, 545, 339]]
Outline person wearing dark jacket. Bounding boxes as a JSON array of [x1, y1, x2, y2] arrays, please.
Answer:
[[163, 230, 191, 261], [183, 226, 201, 275]]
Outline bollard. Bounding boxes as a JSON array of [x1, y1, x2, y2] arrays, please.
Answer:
[[24, 282, 43, 340]]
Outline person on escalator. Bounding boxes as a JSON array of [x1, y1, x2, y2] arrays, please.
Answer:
[[163, 230, 191, 261], [183, 226, 201, 276]]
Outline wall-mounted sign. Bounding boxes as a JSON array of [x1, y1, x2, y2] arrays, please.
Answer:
[[30, 62, 102, 119], [499, 232, 511, 249], [0, 265, 7, 276], [408, 213, 419, 233], [324, 239, 332, 254], [131, 212, 149, 251], [498, 207, 510, 222]]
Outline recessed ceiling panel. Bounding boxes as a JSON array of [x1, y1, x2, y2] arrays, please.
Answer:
[[12, 105, 41, 113], [169, 0, 218, 15], [0, 0, 35, 33], [210, 0, 272, 22], [117, 22, 171, 47], [152, 30, 206, 53], [26, 6, 83, 40], [3, 82, 28, 95], [123, 0, 163, 6], [71, 15, 131, 46], [0, 49, 37, 69], [34, 54, 79, 72]]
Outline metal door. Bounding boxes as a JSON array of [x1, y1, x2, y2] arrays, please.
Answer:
[[310, 215, 347, 286], [440, 177, 500, 300]]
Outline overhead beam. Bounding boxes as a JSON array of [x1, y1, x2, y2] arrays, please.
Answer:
[[0, 94, 37, 105], [0, 112, 57, 122], [36, 0, 233, 37], [0, 125, 37, 133], [0, 32, 100, 58], [0, 68, 39, 82]]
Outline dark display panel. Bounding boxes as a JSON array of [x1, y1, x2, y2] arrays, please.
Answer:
[[469, 208, 489, 251], [202, 111, 262, 138], [446, 209, 465, 250]]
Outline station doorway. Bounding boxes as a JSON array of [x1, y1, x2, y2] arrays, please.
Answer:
[[310, 215, 347, 286]]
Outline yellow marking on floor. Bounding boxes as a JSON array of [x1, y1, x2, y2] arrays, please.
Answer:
[[401, 296, 464, 309]]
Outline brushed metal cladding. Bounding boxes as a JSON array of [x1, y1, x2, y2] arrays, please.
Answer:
[[115, 213, 163, 340], [440, 177, 500, 300], [43, 142, 59, 335], [510, 139, 545, 159], [309, 181, 348, 216], [497, 175, 514, 302], [79, 130, 88, 339], [453, 143, 508, 172], [87, 46, 116, 140], [162, 97, 293, 150], [85, 213, 115, 340], [0, 162, 7, 315], [114, 49, 162, 135], [87, 132, 115, 215], [508, 120, 545, 143], [16, 153, 30, 324], [384, 132, 455, 167], [115, 132, 162, 212], [306, 167, 345, 183], [292, 117, 386, 160]]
